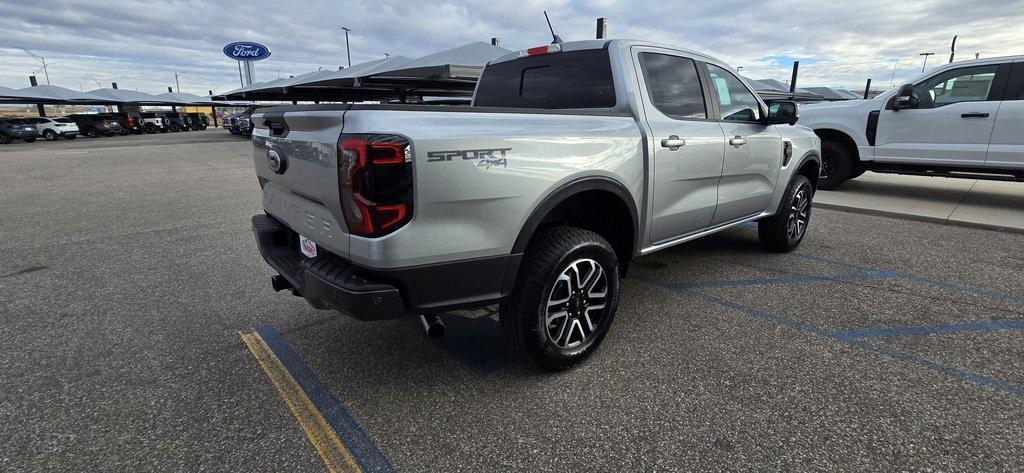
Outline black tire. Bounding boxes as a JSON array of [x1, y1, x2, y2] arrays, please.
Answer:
[[818, 141, 853, 190], [65, 134, 76, 140], [170, 124, 181, 132], [86, 128, 99, 138], [23, 137, 36, 143], [0, 133, 10, 144], [43, 129, 58, 141], [758, 175, 814, 253], [500, 227, 620, 371]]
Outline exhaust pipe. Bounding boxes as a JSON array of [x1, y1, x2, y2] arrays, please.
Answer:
[[419, 314, 446, 339], [271, 274, 293, 292]]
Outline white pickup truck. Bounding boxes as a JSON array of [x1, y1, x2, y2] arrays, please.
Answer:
[[800, 56, 1024, 189]]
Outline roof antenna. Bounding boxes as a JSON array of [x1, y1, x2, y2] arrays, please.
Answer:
[[544, 11, 564, 44]]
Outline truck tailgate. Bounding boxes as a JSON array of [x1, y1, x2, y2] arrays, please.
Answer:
[[252, 109, 350, 258]]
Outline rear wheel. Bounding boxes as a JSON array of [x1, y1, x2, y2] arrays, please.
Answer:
[[170, 123, 181, 132], [65, 134, 76, 140], [758, 175, 814, 253], [43, 130, 58, 141], [86, 128, 99, 138], [23, 137, 36, 143], [501, 227, 620, 371], [818, 141, 853, 190]]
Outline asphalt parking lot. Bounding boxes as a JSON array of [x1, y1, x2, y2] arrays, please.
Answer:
[[2, 130, 1022, 471]]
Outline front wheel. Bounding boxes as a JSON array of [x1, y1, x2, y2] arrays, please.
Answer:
[[758, 175, 814, 253], [818, 141, 853, 190], [86, 128, 99, 138], [501, 227, 620, 371], [43, 130, 58, 141], [64, 134, 76, 140]]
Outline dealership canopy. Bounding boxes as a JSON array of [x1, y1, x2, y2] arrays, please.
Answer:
[[0, 85, 233, 107], [214, 41, 513, 102]]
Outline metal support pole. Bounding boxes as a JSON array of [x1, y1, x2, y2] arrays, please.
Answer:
[[596, 18, 607, 39], [237, 61, 244, 87], [29, 75, 45, 117], [789, 61, 799, 96], [863, 79, 872, 99], [342, 27, 352, 67]]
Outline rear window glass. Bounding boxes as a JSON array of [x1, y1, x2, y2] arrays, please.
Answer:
[[474, 49, 616, 109]]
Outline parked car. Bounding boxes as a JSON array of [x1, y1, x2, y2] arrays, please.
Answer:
[[247, 39, 821, 370], [187, 113, 209, 130], [140, 112, 168, 133], [0, 118, 41, 144], [799, 55, 1024, 189], [227, 106, 258, 136], [66, 114, 122, 137], [100, 112, 144, 135], [21, 117, 79, 140], [160, 112, 191, 132]]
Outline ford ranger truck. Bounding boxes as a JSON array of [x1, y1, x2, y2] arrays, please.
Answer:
[[800, 55, 1024, 189], [249, 40, 821, 370]]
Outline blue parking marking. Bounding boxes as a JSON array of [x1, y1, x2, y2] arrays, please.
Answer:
[[665, 270, 894, 290], [797, 254, 1024, 304], [831, 320, 1024, 341], [255, 326, 395, 473], [639, 277, 1024, 400]]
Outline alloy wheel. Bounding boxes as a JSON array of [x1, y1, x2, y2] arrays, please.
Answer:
[[545, 258, 609, 349], [786, 185, 811, 241]]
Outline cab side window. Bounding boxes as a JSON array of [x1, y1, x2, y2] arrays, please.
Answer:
[[912, 65, 997, 108], [706, 64, 761, 122], [639, 53, 707, 119]]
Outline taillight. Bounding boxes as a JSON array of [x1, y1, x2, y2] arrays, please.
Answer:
[[338, 134, 413, 237]]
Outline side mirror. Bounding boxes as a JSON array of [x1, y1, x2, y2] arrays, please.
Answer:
[[893, 84, 916, 110], [765, 100, 799, 126]]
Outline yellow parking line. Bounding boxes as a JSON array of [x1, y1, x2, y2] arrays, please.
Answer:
[[240, 331, 363, 473]]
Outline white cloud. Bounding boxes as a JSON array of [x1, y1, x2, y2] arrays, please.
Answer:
[[0, 0, 1022, 94]]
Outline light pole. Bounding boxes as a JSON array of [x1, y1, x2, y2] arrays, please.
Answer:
[[341, 27, 352, 67], [889, 58, 899, 88], [919, 52, 935, 72], [276, 66, 287, 78], [18, 47, 50, 85], [736, 66, 743, 73], [175, 72, 185, 93]]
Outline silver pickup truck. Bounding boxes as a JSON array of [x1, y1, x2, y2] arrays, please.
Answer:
[[250, 39, 821, 370]]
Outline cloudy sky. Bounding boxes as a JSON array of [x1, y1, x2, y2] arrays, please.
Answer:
[[1, 0, 1022, 95]]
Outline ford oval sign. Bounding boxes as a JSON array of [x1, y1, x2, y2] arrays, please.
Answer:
[[223, 42, 272, 62]]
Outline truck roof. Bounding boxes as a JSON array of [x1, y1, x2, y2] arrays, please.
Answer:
[[488, 39, 732, 70]]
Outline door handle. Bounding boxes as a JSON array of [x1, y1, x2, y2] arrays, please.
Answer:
[[729, 136, 746, 147], [961, 112, 990, 118], [660, 135, 686, 150]]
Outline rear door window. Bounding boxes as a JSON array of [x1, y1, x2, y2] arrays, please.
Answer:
[[474, 49, 616, 109], [639, 53, 707, 119]]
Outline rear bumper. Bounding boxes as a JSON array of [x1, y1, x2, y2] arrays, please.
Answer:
[[253, 214, 405, 320], [252, 214, 521, 319]]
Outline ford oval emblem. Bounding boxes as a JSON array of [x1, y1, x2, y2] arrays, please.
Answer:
[[267, 149, 286, 174], [223, 42, 272, 62]]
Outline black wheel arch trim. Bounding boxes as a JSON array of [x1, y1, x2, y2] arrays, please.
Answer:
[[794, 151, 822, 183], [511, 176, 641, 259]]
